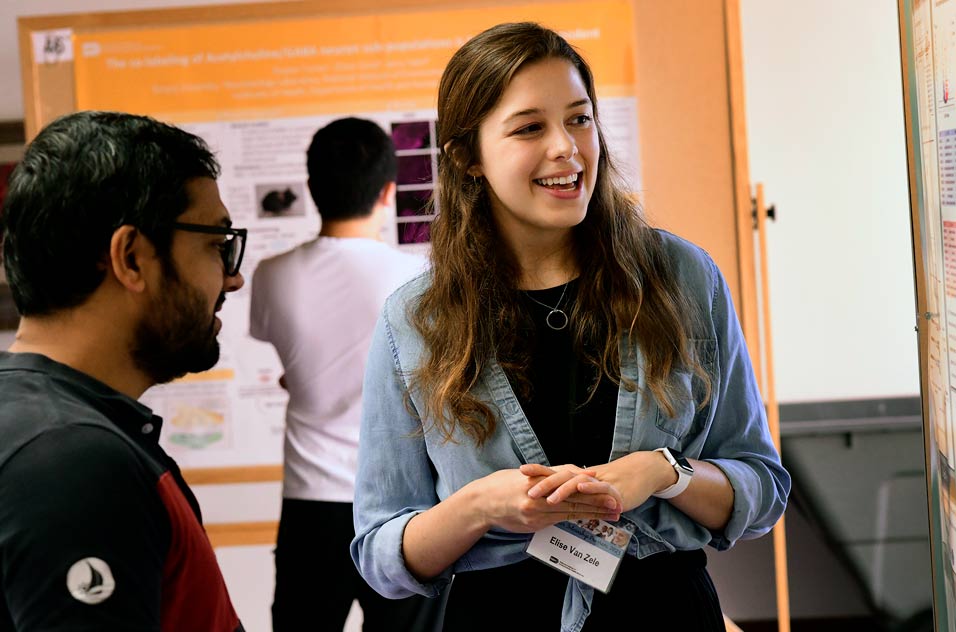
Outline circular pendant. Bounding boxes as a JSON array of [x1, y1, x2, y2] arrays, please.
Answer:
[[546, 309, 569, 331]]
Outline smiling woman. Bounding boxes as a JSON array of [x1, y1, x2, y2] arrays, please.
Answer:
[[350, 22, 789, 632], [469, 57, 598, 249]]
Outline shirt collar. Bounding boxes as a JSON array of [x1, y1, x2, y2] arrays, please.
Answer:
[[0, 351, 163, 442]]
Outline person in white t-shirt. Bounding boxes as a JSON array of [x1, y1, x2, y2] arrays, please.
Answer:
[[249, 117, 437, 632]]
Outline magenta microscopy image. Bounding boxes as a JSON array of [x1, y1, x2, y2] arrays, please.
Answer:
[[392, 121, 431, 150], [397, 189, 434, 217], [397, 154, 433, 185], [398, 221, 431, 244]]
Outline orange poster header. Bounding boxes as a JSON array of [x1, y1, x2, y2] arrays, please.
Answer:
[[72, 0, 635, 122]]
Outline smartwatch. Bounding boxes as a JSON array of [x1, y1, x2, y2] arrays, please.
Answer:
[[652, 447, 694, 499]]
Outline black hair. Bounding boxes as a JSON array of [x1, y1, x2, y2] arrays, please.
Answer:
[[0, 110, 219, 316], [305, 117, 396, 221]]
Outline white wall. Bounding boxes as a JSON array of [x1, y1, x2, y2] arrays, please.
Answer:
[[740, 0, 919, 402]]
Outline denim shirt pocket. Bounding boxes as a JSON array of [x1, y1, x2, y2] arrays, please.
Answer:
[[653, 338, 717, 441]]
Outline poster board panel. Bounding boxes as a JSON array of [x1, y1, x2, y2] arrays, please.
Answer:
[[900, 0, 956, 627]]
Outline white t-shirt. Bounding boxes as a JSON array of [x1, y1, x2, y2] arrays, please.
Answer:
[[249, 237, 427, 502]]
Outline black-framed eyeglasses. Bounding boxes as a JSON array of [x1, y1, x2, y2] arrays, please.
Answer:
[[171, 222, 247, 277]]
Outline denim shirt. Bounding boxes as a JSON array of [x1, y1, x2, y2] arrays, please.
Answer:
[[351, 231, 790, 632]]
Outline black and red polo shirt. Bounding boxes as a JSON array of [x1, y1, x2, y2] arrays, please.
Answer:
[[0, 352, 244, 631]]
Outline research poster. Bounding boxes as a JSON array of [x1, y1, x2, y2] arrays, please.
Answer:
[[66, 0, 642, 470], [904, 0, 956, 625]]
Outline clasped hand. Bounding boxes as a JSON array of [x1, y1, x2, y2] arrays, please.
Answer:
[[524, 452, 669, 519], [475, 464, 622, 533]]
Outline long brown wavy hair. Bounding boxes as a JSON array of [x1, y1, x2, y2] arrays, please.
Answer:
[[411, 22, 710, 445]]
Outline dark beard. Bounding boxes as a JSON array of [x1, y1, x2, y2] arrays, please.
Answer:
[[131, 271, 221, 385]]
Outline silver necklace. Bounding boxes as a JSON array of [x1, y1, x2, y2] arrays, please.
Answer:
[[525, 283, 570, 331]]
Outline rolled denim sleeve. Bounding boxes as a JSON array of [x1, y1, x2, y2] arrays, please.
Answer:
[[701, 259, 791, 550], [350, 304, 451, 599]]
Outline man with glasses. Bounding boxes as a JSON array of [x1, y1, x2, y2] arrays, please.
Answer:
[[0, 111, 246, 631]]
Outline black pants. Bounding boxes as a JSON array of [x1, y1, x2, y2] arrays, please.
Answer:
[[443, 550, 725, 631], [272, 499, 443, 632]]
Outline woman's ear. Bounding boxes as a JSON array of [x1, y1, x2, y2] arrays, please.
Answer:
[[443, 139, 481, 176], [108, 225, 149, 292]]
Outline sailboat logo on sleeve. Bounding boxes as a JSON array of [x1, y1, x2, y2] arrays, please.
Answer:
[[66, 557, 116, 604]]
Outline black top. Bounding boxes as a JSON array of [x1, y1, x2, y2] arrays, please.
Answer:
[[0, 352, 242, 632], [518, 279, 618, 468]]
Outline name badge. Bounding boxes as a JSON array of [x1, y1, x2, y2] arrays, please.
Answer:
[[525, 519, 632, 593]]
